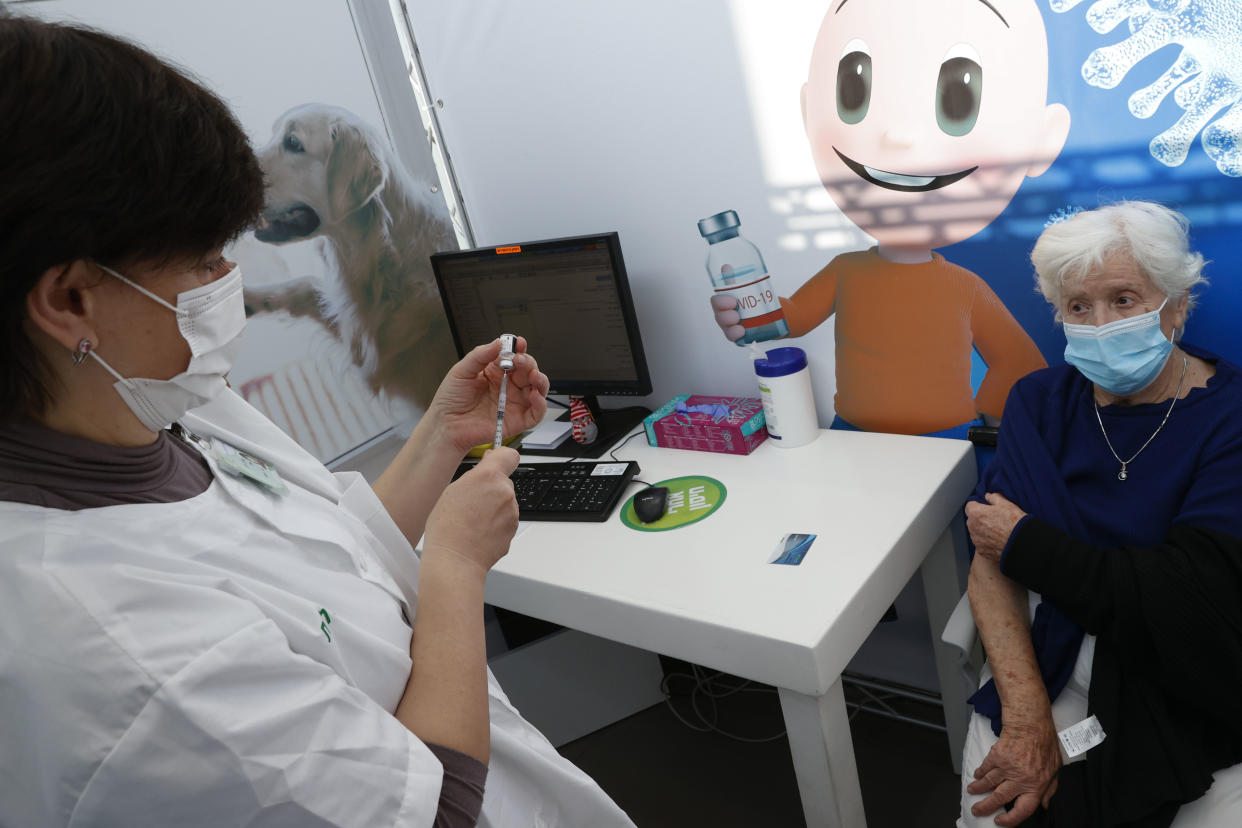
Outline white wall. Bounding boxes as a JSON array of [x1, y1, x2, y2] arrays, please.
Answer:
[[406, 0, 866, 417]]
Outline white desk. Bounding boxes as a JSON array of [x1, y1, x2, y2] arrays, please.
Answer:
[[488, 428, 978, 828]]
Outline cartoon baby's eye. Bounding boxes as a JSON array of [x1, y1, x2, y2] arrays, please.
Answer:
[[936, 44, 983, 137], [837, 38, 872, 126], [283, 133, 305, 154]]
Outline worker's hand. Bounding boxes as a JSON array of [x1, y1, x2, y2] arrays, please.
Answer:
[[427, 337, 550, 454], [967, 709, 1061, 826], [423, 447, 521, 576], [710, 294, 745, 342], [965, 493, 1027, 564]]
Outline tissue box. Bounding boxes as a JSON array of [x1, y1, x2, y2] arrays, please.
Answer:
[[643, 395, 768, 455]]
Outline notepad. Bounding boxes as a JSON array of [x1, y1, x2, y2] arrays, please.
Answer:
[[521, 420, 573, 450]]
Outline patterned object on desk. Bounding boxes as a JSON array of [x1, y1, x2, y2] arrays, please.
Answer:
[[569, 395, 599, 445], [643, 395, 767, 455]]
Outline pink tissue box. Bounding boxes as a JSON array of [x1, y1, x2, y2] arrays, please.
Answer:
[[643, 395, 768, 455]]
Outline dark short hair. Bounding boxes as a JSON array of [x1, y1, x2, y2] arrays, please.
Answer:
[[0, 16, 264, 421]]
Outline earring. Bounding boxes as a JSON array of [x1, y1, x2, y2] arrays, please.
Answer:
[[70, 338, 92, 367]]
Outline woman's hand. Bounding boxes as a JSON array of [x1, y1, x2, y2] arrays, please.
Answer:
[[965, 492, 1028, 564], [370, 339, 545, 547], [426, 337, 550, 455], [967, 708, 1061, 825], [422, 447, 521, 576]]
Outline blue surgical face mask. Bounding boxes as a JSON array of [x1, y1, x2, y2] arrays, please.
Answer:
[[1062, 297, 1172, 396]]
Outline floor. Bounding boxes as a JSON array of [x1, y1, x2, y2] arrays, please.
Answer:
[[559, 670, 963, 827]]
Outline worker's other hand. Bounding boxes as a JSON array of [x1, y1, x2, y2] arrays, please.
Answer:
[[423, 447, 521, 576], [965, 493, 1027, 564], [710, 294, 745, 342], [427, 337, 550, 454], [967, 708, 1061, 826]]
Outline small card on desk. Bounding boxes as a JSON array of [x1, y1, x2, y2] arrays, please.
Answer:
[[769, 533, 816, 565], [521, 420, 573, 450]]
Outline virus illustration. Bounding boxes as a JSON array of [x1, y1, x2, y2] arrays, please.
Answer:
[[1051, 0, 1242, 177]]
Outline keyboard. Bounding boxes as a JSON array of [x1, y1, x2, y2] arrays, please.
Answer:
[[452, 460, 640, 522]]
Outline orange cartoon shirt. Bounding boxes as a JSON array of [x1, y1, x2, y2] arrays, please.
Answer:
[[780, 248, 1046, 435]]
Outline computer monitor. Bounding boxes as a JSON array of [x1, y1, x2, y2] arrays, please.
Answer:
[[431, 232, 653, 457]]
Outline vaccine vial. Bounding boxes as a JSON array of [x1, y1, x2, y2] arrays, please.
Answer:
[[498, 333, 517, 371], [698, 210, 789, 345]]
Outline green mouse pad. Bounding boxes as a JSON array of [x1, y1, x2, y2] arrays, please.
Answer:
[[619, 475, 727, 532]]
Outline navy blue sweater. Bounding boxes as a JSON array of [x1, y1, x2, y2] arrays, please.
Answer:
[[999, 343, 1242, 546], [981, 343, 1242, 826]]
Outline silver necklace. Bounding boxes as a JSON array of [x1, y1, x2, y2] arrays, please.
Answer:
[[1093, 353, 1187, 481]]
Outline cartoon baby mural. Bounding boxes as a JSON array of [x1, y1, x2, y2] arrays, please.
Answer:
[[712, 0, 1070, 436]]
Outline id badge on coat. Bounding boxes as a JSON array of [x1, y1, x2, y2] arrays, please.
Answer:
[[210, 437, 289, 495]]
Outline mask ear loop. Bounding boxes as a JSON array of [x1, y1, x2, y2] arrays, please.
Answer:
[[88, 347, 130, 385], [85, 346, 168, 430], [95, 262, 180, 313]]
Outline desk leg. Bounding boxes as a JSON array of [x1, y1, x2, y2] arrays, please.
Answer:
[[920, 520, 971, 775], [778, 679, 866, 828]]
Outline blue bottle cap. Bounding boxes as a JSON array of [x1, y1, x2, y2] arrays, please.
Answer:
[[698, 210, 741, 238], [753, 346, 807, 378]]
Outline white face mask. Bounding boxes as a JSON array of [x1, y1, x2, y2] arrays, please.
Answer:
[[89, 263, 246, 431]]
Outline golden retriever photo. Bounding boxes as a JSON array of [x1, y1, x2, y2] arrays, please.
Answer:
[[246, 103, 459, 415]]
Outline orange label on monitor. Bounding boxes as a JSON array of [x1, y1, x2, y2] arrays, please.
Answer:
[[495, 245, 522, 255]]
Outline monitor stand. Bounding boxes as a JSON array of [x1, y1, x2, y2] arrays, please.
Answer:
[[520, 395, 650, 459]]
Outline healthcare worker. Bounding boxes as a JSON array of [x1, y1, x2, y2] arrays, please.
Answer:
[[0, 16, 634, 827]]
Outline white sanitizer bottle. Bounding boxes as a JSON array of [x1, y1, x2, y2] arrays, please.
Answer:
[[754, 346, 819, 448]]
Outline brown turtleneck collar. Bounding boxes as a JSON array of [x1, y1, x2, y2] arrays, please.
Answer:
[[0, 419, 212, 511]]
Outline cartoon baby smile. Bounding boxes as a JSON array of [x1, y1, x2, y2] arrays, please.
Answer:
[[833, 148, 978, 193]]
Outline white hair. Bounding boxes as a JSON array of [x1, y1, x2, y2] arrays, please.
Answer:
[[1031, 201, 1207, 320]]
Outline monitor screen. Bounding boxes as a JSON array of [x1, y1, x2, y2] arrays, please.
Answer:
[[431, 232, 652, 399]]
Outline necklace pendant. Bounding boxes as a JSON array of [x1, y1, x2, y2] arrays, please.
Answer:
[[1118, 465, 1128, 481]]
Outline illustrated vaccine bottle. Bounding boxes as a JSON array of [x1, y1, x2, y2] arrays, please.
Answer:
[[698, 210, 789, 345]]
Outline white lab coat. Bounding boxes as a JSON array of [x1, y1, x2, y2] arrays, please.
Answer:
[[0, 390, 634, 828]]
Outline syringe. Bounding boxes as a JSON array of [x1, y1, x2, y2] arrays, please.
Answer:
[[493, 334, 517, 449]]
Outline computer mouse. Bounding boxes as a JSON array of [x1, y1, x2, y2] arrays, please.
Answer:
[[633, 486, 669, 524]]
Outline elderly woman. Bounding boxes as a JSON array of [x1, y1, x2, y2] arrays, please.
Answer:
[[957, 202, 1242, 827], [0, 16, 633, 827]]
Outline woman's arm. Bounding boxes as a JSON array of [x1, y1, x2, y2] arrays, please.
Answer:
[[371, 413, 468, 547], [969, 554, 1050, 723], [375, 341, 544, 765], [966, 496, 1049, 720], [965, 551, 1061, 825], [393, 447, 521, 764], [1002, 518, 1242, 721]]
